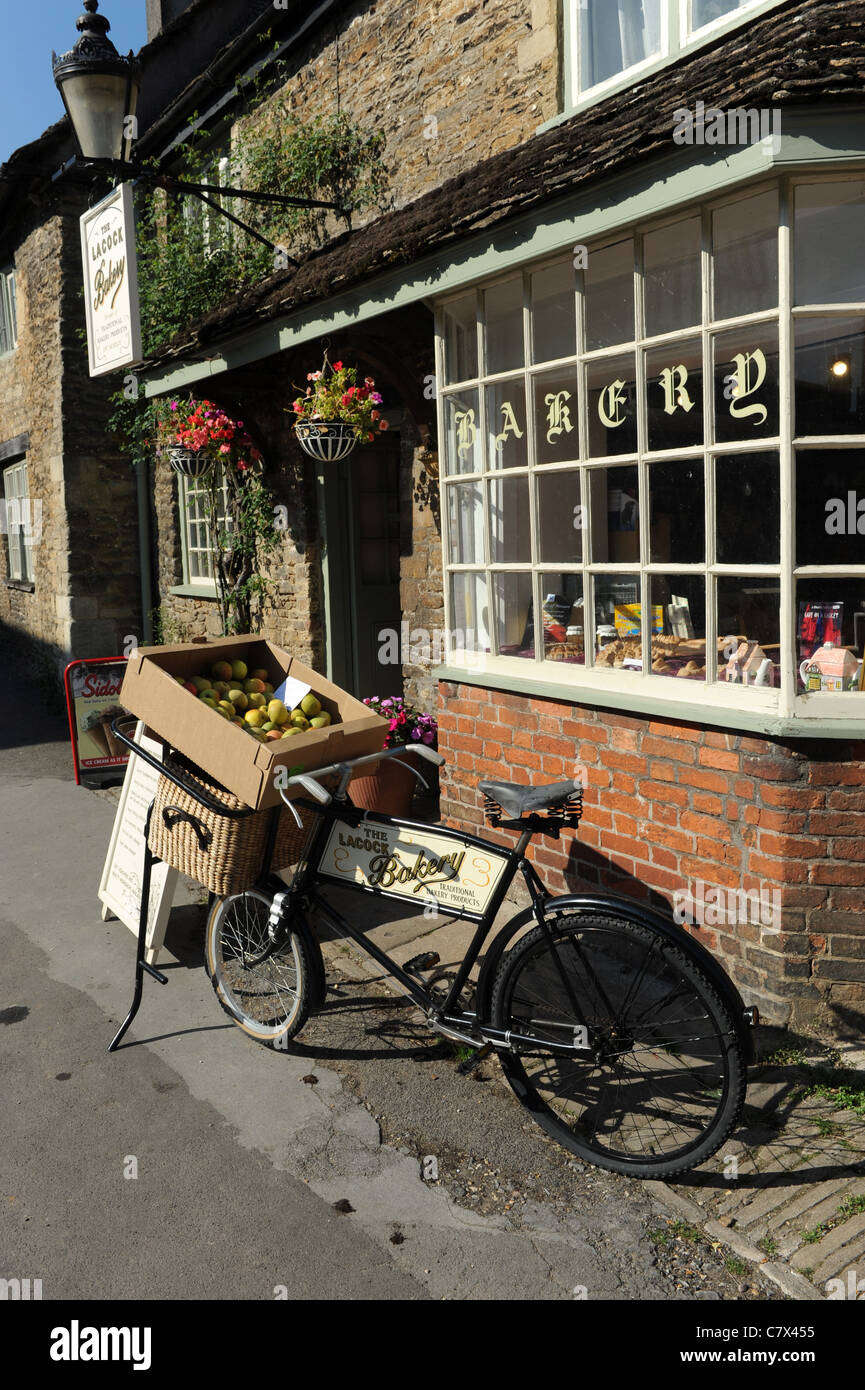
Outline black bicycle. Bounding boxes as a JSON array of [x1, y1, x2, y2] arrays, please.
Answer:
[[203, 744, 756, 1179]]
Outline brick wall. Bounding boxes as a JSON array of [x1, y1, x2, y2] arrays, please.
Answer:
[[437, 682, 865, 1037]]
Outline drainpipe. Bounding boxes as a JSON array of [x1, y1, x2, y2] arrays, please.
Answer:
[[134, 454, 154, 645]]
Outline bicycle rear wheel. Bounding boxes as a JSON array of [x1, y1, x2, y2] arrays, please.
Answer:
[[490, 910, 747, 1178], [206, 889, 312, 1046]]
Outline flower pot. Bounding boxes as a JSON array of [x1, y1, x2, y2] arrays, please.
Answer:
[[168, 446, 213, 479], [295, 421, 358, 462], [349, 750, 421, 817]]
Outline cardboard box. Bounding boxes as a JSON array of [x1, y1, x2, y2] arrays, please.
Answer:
[[120, 636, 388, 809]]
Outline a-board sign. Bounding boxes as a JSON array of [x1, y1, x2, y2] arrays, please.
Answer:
[[317, 818, 509, 916], [98, 721, 178, 967], [64, 657, 130, 786]]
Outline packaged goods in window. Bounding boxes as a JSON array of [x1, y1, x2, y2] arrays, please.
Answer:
[[595, 634, 705, 679], [798, 601, 843, 662], [723, 641, 774, 687], [613, 603, 664, 637], [799, 641, 861, 693]]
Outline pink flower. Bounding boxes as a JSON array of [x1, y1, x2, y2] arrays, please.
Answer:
[[219, 444, 230, 454]]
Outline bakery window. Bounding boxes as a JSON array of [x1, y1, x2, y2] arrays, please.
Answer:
[[0, 267, 17, 357], [435, 175, 865, 722], [562, 1, 787, 112], [178, 472, 231, 590], [2, 459, 33, 583]]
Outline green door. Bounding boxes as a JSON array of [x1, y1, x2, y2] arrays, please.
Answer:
[[318, 440, 402, 698]]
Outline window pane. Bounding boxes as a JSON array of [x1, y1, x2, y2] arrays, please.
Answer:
[[692, 0, 757, 29], [712, 189, 778, 319], [450, 572, 490, 655], [716, 452, 780, 564], [537, 471, 583, 563], [443, 391, 481, 475], [795, 317, 865, 436], [717, 577, 780, 685], [796, 449, 865, 567], [592, 573, 641, 670], [443, 294, 478, 384], [643, 218, 701, 337], [589, 464, 639, 563], [494, 573, 534, 658], [488, 476, 531, 563], [584, 238, 634, 350], [649, 576, 707, 680], [446, 482, 484, 565], [796, 581, 865, 693], [795, 181, 865, 305], [531, 261, 576, 363], [713, 324, 779, 443], [533, 368, 579, 464], [646, 339, 703, 450], [486, 380, 528, 469], [587, 353, 637, 456], [649, 458, 705, 563], [484, 279, 524, 375], [541, 575, 585, 664], [579, 0, 662, 91]]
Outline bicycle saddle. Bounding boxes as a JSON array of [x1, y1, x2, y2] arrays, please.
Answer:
[[478, 778, 582, 819]]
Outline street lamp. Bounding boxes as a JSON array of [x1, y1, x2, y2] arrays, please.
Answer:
[[52, 1, 140, 163], [51, 0, 343, 266]]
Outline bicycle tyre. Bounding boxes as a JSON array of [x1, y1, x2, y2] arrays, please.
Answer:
[[490, 909, 747, 1178], [205, 889, 312, 1047]]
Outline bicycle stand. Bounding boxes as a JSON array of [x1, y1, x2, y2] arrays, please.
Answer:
[[108, 799, 169, 1051]]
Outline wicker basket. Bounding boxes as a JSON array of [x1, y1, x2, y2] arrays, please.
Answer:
[[148, 753, 317, 896]]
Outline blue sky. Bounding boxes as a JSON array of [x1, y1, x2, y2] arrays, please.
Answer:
[[0, 1, 148, 165]]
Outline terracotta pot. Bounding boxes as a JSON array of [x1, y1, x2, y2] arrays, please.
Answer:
[[349, 750, 421, 817]]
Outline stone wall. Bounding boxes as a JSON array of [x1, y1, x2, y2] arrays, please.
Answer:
[[437, 685, 865, 1037], [242, 0, 560, 220]]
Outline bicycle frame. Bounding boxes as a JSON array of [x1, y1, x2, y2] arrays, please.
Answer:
[[268, 791, 600, 1056]]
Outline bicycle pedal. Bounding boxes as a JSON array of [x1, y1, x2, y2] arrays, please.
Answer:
[[404, 951, 440, 976], [457, 1042, 492, 1075]]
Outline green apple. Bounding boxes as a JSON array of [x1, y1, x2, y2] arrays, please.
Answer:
[[300, 694, 321, 718], [248, 692, 267, 709], [309, 714, 331, 729], [267, 699, 289, 726], [228, 689, 248, 710], [230, 659, 248, 681], [191, 675, 211, 692], [244, 708, 266, 727], [243, 678, 265, 695], [280, 726, 301, 738]]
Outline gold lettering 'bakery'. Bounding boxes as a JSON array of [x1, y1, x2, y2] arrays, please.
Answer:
[[367, 848, 465, 892]]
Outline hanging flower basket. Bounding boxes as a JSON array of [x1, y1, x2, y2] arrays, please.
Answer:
[[294, 420, 358, 462], [168, 446, 214, 479], [289, 355, 388, 463]]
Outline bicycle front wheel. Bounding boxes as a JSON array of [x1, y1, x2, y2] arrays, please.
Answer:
[[490, 910, 747, 1178], [206, 889, 312, 1046]]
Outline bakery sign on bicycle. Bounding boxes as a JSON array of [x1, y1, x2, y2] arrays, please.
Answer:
[[319, 818, 509, 915]]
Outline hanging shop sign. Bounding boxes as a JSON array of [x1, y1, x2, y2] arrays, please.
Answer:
[[80, 182, 142, 377], [64, 657, 130, 785]]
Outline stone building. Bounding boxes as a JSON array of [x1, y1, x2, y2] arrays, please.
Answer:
[[10, 0, 865, 1037]]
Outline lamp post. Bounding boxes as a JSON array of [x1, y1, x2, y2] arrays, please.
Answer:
[[51, 0, 343, 262], [52, 1, 140, 164]]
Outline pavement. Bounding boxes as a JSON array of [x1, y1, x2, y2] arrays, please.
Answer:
[[1, 677, 863, 1302]]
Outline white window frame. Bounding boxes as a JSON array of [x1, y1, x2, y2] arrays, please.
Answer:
[[2, 459, 33, 583], [0, 267, 17, 357], [178, 471, 231, 590], [183, 154, 232, 261], [435, 171, 865, 728], [562, 1, 789, 116]]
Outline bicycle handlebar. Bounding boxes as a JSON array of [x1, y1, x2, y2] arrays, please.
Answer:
[[276, 743, 445, 820]]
